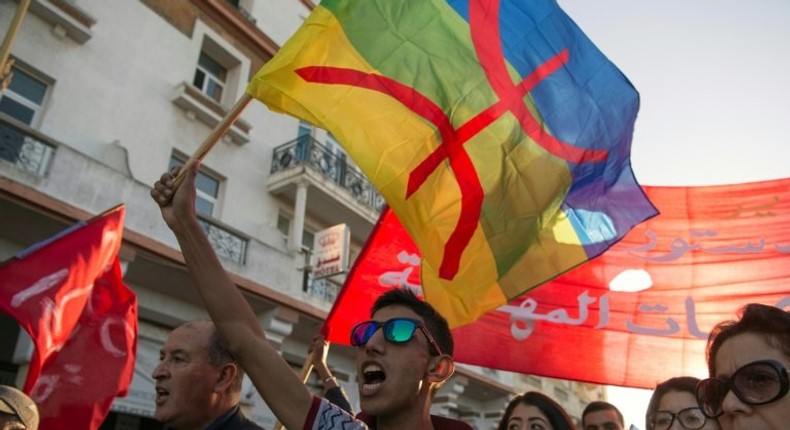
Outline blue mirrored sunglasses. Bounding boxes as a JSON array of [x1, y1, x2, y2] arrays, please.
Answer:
[[350, 317, 443, 356]]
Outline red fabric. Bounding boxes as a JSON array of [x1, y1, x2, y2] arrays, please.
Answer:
[[324, 179, 790, 388], [0, 205, 138, 429]]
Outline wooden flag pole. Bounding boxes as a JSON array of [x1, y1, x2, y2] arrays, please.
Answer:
[[272, 350, 316, 430], [173, 93, 253, 188], [171, 91, 314, 428], [0, 0, 32, 90]]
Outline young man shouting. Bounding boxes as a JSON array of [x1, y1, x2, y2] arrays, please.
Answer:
[[152, 164, 471, 430]]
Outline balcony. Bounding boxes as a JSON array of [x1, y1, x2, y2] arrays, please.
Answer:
[[197, 215, 248, 265], [268, 136, 385, 239], [0, 114, 56, 177], [0, 112, 246, 265], [305, 277, 340, 303]]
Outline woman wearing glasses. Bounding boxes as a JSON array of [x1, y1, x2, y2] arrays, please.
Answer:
[[696, 303, 790, 430], [645, 377, 719, 430]]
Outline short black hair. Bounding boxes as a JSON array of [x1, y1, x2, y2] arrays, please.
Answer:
[[582, 401, 623, 427], [645, 377, 700, 430], [371, 288, 454, 357]]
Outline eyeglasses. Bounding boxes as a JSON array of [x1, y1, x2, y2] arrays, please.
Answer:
[[696, 359, 790, 418], [649, 407, 707, 430], [350, 318, 443, 356]]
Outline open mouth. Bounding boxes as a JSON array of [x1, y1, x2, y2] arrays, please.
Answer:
[[360, 363, 386, 395], [155, 386, 169, 404]]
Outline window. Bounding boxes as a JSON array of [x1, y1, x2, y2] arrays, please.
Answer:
[[0, 65, 50, 164], [277, 213, 291, 238], [172, 23, 252, 144], [276, 212, 314, 250], [302, 230, 315, 251], [193, 52, 226, 103], [168, 155, 220, 217], [296, 121, 314, 160], [298, 120, 313, 143], [325, 132, 340, 153], [0, 66, 48, 125]]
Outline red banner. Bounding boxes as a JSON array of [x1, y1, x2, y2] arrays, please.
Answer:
[[0, 205, 138, 429], [324, 179, 790, 388]]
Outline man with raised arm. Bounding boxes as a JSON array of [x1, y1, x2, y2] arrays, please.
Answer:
[[151, 164, 472, 430]]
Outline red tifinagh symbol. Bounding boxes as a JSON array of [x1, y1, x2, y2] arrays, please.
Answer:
[[296, 0, 607, 280]]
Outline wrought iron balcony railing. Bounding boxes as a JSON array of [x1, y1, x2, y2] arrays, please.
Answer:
[[197, 216, 248, 265], [271, 136, 385, 212], [0, 114, 247, 265], [306, 277, 340, 303], [0, 114, 56, 177]]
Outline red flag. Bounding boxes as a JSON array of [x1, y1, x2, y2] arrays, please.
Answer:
[[0, 205, 138, 429], [324, 179, 790, 388]]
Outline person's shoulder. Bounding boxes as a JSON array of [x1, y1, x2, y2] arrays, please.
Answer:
[[238, 421, 266, 430], [220, 406, 266, 430], [431, 415, 474, 430], [307, 396, 366, 430]]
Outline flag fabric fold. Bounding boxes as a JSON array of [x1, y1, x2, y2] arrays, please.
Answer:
[[324, 178, 790, 389], [248, 0, 656, 327], [0, 205, 138, 430]]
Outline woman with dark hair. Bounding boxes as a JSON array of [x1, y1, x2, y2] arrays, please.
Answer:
[[645, 377, 720, 430], [695, 303, 790, 430], [498, 391, 576, 430]]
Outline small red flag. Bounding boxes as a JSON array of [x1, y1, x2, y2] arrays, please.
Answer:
[[0, 205, 137, 429]]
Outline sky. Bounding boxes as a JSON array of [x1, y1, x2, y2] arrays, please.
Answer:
[[556, 1, 790, 427], [560, 0, 790, 188]]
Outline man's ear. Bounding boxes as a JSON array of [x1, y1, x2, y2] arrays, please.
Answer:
[[427, 355, 455, 383], [215, 363, 237, 392]]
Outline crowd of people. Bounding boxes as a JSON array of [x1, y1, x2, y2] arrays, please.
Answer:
[[3, 164, 788, 430], [144, 164, 790, 430]]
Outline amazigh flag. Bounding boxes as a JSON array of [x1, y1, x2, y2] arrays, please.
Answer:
[[0, 205, 138, 430], [325, 178, 790, 388], [248, 0, 657, 326]]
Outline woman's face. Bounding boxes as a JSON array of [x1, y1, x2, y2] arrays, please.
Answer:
[[652, 390, 719, 430], [506, 403, 553, 430], [713, 332, 790, 430]]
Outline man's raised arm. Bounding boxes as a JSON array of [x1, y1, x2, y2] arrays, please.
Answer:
[[151, 164, 313, 429]]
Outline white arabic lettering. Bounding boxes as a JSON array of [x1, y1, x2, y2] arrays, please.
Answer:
[[377, 251, 422, 292], [626, 303, 680, 335], [501, 292, 598, 341], [498, 292, 790, 341], [627, 229, 781, 262]]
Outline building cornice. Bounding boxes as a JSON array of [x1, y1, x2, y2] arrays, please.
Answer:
[[192, 0, 279, 60]]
